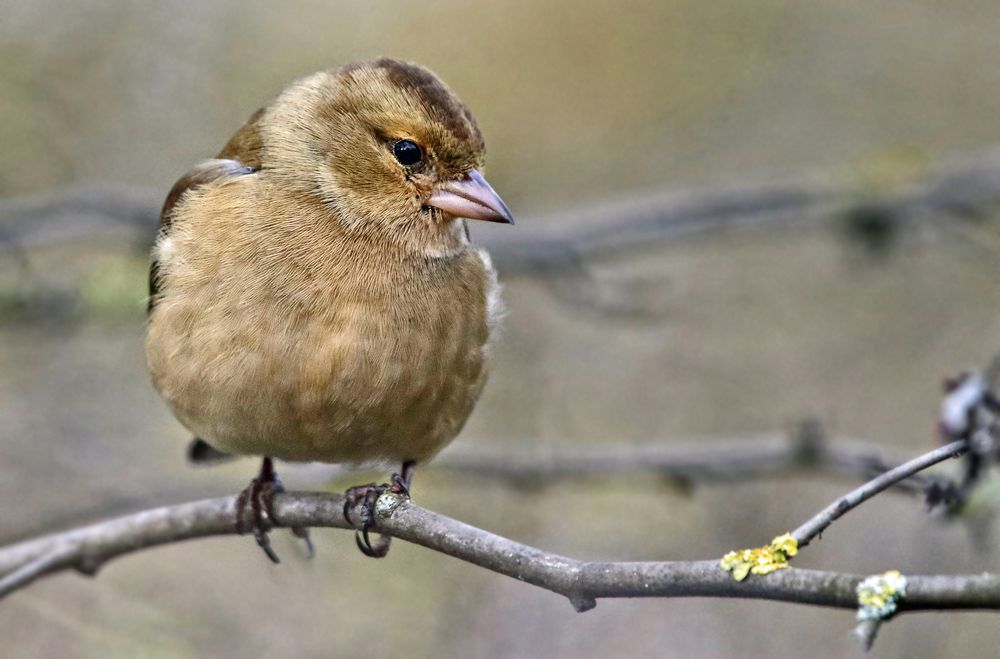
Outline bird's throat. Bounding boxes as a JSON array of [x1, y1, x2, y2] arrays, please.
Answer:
[[420, 216, 469, 259]]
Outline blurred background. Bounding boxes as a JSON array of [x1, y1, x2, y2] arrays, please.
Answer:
[[2, 1, 1000, 657]]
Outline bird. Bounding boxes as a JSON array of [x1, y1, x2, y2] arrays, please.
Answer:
[[145, 58, 513, 561]]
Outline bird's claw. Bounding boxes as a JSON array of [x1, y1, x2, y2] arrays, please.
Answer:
[[355, 528, 392, 558], [235, 473, 282, 563], [343, 463, 414, 558], [343, 483, 392, 558], [235, 457, 314, 563]]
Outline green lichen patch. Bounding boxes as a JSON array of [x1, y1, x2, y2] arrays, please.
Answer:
[[856, 570, 907, 621]]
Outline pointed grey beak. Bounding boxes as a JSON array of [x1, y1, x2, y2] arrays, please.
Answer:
[[427, 169, 514, 224]]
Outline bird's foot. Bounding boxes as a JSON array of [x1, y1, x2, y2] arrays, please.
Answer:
[[235, 460, 283, 563], [343, 482, 392, 558], [235, 457, 314, 563], [343, 461, 415, 558]]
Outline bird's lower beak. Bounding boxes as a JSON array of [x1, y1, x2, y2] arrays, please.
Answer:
[[427, 169, 514, 224]]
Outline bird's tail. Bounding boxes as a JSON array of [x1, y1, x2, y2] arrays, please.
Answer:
[[187, 437, 236, 465]]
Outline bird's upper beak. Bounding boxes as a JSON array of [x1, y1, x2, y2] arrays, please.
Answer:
[[427, 169, 514, 224]]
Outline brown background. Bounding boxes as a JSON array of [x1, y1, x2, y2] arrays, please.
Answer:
[[2, 2, 1000, 657]]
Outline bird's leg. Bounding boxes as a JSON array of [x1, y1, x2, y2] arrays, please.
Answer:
[[391, 460, 416, 496], [235, 457, 281, 563], [234, 457, 314, 563], [343, 460, 416, 558]]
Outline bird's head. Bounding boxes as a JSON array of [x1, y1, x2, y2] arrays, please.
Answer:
[[260, 58, 513, 255]]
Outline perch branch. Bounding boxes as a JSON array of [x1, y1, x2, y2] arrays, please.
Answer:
[[0, 428, 949, 552], [0, 429, 952, 554], [1, 486, 998, 613]]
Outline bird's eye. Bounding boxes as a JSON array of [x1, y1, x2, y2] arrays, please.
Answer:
[[392, 139, 423, 167]]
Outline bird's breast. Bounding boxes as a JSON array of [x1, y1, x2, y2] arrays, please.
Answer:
[[147, 243, 498, 465]]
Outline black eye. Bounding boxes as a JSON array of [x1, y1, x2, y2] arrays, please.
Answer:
[[392, 139, 423, 167]]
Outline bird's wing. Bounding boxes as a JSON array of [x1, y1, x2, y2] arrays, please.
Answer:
[[148, 110, 268, 463], [148, 107, 267, 314], [148, 162, 258, 464], [147, 159, 257, 313], [217, 106, 266, 168]]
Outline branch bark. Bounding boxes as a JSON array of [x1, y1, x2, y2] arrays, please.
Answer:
[[791, 440, 969, 547], [2, 486, 998, 613]]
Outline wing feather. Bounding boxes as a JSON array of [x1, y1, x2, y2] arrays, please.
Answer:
[[148, 107, 268, 313]]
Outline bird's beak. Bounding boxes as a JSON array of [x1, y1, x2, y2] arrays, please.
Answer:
[[427, 169, 514, 224]]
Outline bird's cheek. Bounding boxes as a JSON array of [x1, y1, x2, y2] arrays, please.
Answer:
[[412, 183, 436, 209]]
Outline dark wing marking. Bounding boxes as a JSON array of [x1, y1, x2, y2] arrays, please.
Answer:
[[159, 159, 257, 231], [148, 107, 268, 314], [218, 106, 266, 169], [147, 159, 256, 313], [148, 253, 161, 315]]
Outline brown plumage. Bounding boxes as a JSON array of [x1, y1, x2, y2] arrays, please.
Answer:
[[145, 59, 513, 560]]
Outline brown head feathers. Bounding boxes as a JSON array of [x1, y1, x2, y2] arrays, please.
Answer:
[[229, 58, 490, 246], [366, 58, 482, 146]]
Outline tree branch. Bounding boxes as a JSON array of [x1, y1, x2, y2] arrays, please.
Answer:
[[0, 543, 79, 599], [791, 440, 969, 548], [1, 486, 998, 614], [0, 428, 951, 558]]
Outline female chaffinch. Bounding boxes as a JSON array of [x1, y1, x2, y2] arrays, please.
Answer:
[[146, 58, 513, 561]]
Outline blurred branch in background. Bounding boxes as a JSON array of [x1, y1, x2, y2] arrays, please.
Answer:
[[436, 419, 951, 498], [2, 146, 1000, 318], [488, 145, 1000, 271]]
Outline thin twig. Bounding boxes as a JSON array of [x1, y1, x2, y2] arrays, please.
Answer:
[[854, 619, 882, 653], [1, 491, 998, 613], [0, 543, 78, 598], [792, 440, 969, 548]]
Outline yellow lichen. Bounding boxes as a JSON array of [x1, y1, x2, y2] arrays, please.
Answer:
[[856, 570, 907, 621], [720, 533, 798, 581]]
